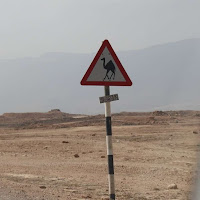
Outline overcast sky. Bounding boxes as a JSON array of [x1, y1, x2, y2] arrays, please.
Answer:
[[0, 0, 200, 59]]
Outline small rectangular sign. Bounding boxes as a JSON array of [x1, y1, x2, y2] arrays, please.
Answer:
[[99, 94, 119, 104]]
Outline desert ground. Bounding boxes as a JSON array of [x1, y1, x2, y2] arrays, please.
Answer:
[[0, 110, 199, 200]]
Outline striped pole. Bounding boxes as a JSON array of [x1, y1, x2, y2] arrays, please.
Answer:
[[104, 86, 115, 200]]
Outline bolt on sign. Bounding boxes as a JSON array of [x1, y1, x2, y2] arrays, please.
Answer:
[[81, 39, 132, 200]]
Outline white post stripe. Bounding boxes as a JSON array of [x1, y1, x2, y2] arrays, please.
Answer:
[[106, 136, 113, 155], [108, 174, 115, 194], [105, 102, 111, 117]]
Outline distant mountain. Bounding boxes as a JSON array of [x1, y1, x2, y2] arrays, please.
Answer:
[[0, 38, 199, 114]]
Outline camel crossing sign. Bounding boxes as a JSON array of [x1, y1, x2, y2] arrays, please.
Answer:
[[80, 39, 132, 200], [81, 40, 132, 86]]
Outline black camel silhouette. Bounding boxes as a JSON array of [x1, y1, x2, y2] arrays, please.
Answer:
[[101, 58, 116, 81]]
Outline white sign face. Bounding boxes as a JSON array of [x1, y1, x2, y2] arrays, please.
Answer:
[[87, 47, 126, 82]]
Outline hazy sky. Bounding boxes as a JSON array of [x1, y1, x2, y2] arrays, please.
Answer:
[[0, 0, 200, 58]]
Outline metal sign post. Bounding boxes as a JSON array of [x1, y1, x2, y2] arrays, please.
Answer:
[[104, 86, 115, 200], [81, 39, 132, 200]]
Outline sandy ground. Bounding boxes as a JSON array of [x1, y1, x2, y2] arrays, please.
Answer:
[[0, 111, 199, 200]]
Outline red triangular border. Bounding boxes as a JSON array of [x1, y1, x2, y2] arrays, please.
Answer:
[[81, 40, 132, 86]]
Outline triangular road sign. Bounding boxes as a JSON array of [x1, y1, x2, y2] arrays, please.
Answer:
[[81, 40, 132, 86]]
